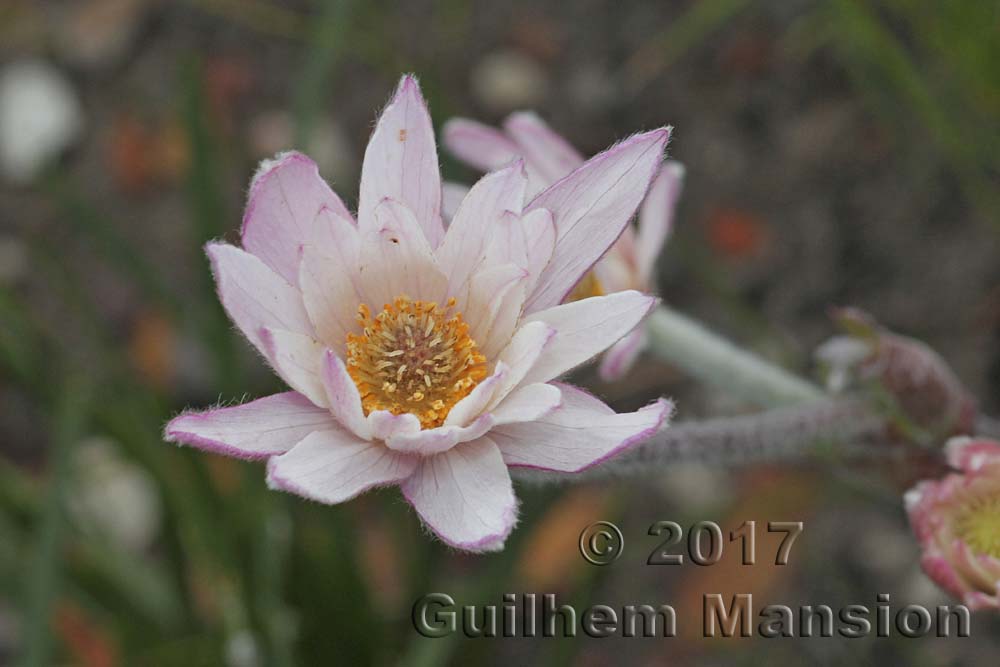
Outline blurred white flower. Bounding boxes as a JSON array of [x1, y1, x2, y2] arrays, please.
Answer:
[[472, 50, 548, 112], [0, 60, 83, 184], [69, 437, 161, 553]]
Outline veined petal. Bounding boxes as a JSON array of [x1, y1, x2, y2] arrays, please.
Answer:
[[298, 243, 363, 355], [485, 208, 556, 296], [321, 350, 371, 439], [357, 198, 449, 308], [598, 328, 647, 382], [358, 75, 444, 246], [401, 437, 517, 552], [436, 162, 528, 293], [386, 414, 494, 456], [491, 382, 562, 425], [503, 111, 584, 188], [242, 151, 355, 284], [266, 429, 417, 504], [462, 263, 528, 347], [521, 291, 658, 385], [441, 182, 470, 224], [441, 117, 521, 173], [165, 392, 334, 460], [368, 410, 422, 441], [444, 364, 507, 427], [491, 383, 671, 472], [260, 327, 327, 408], [206, 243, 314, 354], [524, 128, 671, 313], [634, 160, 685, 283], [488, 320, 556, 407]]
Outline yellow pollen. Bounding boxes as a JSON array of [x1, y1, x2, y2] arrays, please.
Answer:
[[955, 493, 1000, 559], [345, 295, 487, 429], [567, 271, 605, 302]]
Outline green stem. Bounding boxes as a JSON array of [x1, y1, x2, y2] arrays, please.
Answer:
[[644, 305, 825, 408]]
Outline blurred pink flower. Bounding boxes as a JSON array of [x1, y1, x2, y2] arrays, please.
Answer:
[[442, 112, 684, 380], [165, 76, 672, 552], [906, 436, 1000, 609]]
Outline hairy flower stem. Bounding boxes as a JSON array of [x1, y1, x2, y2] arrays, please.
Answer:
[[515, 397, 890, 483], [644, 305, 825, 407]]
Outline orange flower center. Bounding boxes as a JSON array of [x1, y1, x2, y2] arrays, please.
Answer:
[[955, 492, 1000, 559], [345, 296, 487, 429]]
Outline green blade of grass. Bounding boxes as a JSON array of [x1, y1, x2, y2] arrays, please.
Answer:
[[21, 377, 90, 667]]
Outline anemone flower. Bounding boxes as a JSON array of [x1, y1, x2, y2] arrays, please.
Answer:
[[165, 75, 672, 552], [906, 436, 1000, 609], [442, 111, 684, 380]]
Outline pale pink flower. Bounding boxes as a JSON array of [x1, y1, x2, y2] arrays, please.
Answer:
[[442, 111, 684, 380], [906, 436, 1000, 609], [165, 76, 672, 552]]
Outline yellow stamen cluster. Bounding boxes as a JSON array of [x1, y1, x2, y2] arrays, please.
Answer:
[[955, 492, 1000, 559], [567, 271, 605, 302], [345, 296, 487, 429]]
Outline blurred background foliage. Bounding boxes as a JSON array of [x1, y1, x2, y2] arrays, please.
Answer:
[[0, 0, 998, 665]]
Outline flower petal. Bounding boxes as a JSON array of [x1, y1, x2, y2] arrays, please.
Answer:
[[386, 414, 494, 456], [502, 111, 583, 188], [260, 327, 327, 407], [298, 243, 363, 355], [368, 410, 422, 441], [524, 128, 671, 312], [357, 198, 449, 308], [945, 436, 1000, 473], [488, 320, 556, 406], [441, 181, 469, 224], [242, 151, 355, 284], [461, 263, 529, 346], [401, 437, 517, 552], [266, 429, 417, 504], [441, 117, 520, 173], [320, 350, 371, 439], [521, 291, 658, 385], [491, 383, 562, 425], [164, 392, 334, 460], [491, 383, 671, 473], [358, 75, 444, 246], [598, 328, 647, 382], [436, 162, 528, 293], [207, 243, 314, 354], [444, 364, 507, 428], [634, 160, 684, 283]]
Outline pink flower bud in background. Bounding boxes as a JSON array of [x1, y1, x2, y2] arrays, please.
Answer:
[[906, 436, 1000, 610]]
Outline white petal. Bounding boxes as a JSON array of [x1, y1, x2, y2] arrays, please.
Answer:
[[320, 350, 371, 439], [298, 243, 363, 355], [435, 162, 528, 294], [441, 181, 470, 224], [386, 414, 494, 456], [441, 117, 521, 173], [491, 383, 562, 425], [634, 160, 685, 283], [358, 75, 444, 246], [491, 384, 671, 472], [241, 151, 355, 284], [524, 128, 671, 312], [401, 437, 517, 552], [503, 111, 584, 187], [520, 291, 657, 385], [461, 263, 528, 346], [260, 328, 327, 407], [207, 243, 314, 354], [444, 364, 507, 427], [357, 198, 449, 308], [164, 392, 334, 459], [368, 410, 422, 441], [267, 429, 417, 504], [488, 321, 556, 407], [597, 328, 647, 382]]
